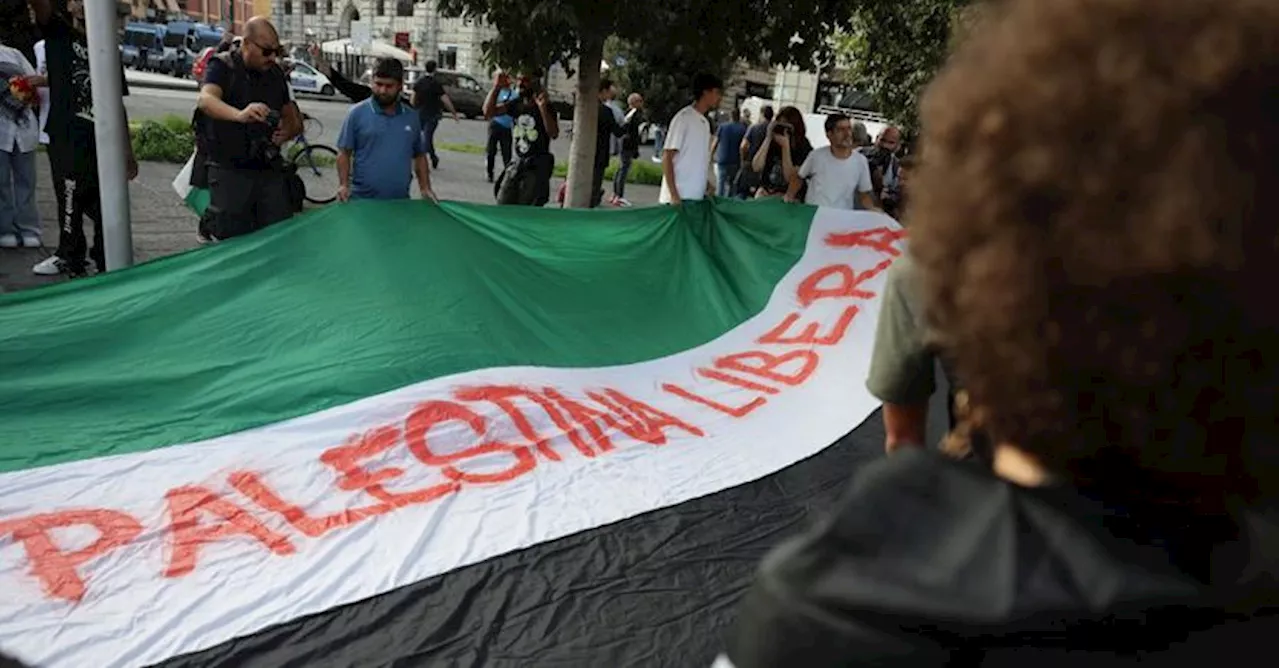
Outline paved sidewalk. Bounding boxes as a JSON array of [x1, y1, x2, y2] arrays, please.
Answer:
[[0, 158, 198, 293], [0, 153, 660, 294]]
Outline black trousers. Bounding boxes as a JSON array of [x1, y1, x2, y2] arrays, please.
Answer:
[[496, 154, 554, 207], [48, 139, 104, 273], [589, 158, 609, 208], [206, 165, 293, 240], [486, 123, 512, 178]]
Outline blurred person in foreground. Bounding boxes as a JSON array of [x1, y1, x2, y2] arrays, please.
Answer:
[[722, 0, 1277, 665]]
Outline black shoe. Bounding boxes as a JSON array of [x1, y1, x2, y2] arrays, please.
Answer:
[[487, 173, 494, 183]]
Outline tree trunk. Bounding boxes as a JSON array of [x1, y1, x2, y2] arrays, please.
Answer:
[[565, 30, 605, 209]]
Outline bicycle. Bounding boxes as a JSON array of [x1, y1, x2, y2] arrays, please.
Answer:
[[288, 113, 340, 205]]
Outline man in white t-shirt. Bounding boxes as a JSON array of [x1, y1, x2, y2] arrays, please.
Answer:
[[659, 73, 723, 206], [789, 113, 879, 211]]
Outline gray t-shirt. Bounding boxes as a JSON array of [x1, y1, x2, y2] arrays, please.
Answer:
[[866, 253, 936, 404], [798, 146, 873, 209]]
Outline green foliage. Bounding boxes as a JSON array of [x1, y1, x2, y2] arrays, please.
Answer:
[[835, 0, 975, 133], [434, 1, 858, 77], [129, 116, 193, 163], [604, 37, 736, 127], [437, 141, 488, 155], [552, 157, 664, 186], [432, 0, 857, 206], [286, 143, 337, 167]]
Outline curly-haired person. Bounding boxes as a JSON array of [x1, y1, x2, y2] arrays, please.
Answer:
[[720, 0, 1277, 666]]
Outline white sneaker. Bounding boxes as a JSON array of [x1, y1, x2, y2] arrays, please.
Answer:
[[32, 255, 66, 276], [0, 234, 18, 249], [616, 197, 633, 207], [21, 235, 42, 249]]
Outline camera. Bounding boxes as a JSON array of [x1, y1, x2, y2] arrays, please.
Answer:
[[772, 122, 792, 136], [249, 109, 282, 165]]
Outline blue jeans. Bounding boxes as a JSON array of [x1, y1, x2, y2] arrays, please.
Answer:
[[420, 115, 440, 165], [715, 163, 739, 198], [613, 152, 634, 199], [0, 149, 39, 238]]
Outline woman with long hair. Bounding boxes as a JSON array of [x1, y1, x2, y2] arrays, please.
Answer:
[[749, 105, 811, 199]]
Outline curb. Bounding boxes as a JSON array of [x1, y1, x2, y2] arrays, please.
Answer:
[[127, 78, 346, 103]]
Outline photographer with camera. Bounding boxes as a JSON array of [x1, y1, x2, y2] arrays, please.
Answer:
[[196, 17, 300, 240], [750, 106, 812, 200], [859, 125, 903, 217]]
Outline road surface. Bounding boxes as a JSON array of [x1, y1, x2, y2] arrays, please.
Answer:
[[123, 82, 665, 168]]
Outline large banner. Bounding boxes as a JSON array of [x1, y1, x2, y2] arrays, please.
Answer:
[[0, 199, 903, 667]]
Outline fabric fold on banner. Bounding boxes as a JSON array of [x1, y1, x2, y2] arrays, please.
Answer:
[[0, 198, 904, 668]]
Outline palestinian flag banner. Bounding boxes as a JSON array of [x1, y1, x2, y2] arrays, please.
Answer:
[[172, 153, 210, 217], [0, 199, 903, 667]]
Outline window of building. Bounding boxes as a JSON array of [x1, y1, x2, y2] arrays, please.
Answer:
[[376, 0, 385, 16], [283, 1, 292, 15], [303, 1, 316, 14], [325, 1, 333, 14], [396, 0, 413, 17], [437, 46, 458, 71]]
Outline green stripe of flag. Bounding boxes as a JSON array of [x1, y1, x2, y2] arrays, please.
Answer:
[[0, 199, 815, 473]]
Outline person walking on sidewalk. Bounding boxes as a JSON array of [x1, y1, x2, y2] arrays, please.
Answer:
[[28, 0, 138, 278], [610, 92, 644, 207], [485, 70, 515, 183], [0, 39, 41, 250], [410, 60, 459, 170], [335, 58, 436, 203]]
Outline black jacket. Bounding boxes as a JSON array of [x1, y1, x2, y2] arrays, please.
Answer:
[[727, 449, 1277, 667], [327, 65, 373, 103]]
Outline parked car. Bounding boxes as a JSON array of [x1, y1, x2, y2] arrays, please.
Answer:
[[381, 67, 486, 118], [288, 61, 336, 96]]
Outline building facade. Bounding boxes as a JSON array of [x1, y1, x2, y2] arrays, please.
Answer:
[[272, 0, 497, 80]]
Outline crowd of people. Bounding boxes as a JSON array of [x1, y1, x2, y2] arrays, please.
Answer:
[[1, 4, 913, 277], [0, 0, 1275, 664]]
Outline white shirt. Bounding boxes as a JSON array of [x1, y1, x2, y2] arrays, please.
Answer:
[[798, 146, 874, 209], [659, 104, 712, 204], [34, 40, 50, 145], [0, 45, 39, 153]]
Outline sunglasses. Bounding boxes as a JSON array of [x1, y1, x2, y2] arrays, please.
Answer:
[[253, 41, 282, 58]]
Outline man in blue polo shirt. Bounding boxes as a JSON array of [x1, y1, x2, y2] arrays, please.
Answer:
[[336, 58, 437, 202]]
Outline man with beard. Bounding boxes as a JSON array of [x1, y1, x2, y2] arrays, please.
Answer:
[[336, 58, 435, 203], [859, 125, 903, 216], [28, 0, 137, 277], [486, 68, 559, 206], [787, 113, 878, 211]]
